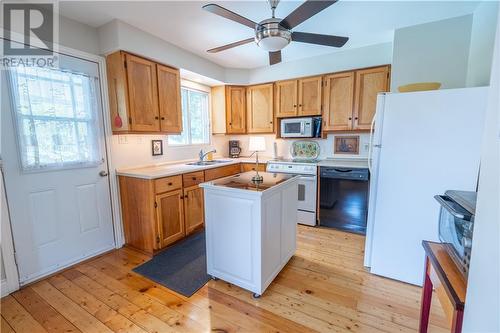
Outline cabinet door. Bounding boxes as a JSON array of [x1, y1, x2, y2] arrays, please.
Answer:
[[125, 54, 160, 132], [353, 66, 390, 130], [247, 84, 274, 133], [298, 76, 322, 116], [211, 86, 226, 134], [225, 86, 246, 134], [184, 186, 204, 235], [157, 64, 182, 133], [275, 80, 298, 117], [323, 72, 355, 131], [156, 189, 185, 248], [106, 51, 130, 133]]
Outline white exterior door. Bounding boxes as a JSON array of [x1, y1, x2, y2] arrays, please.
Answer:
[[1, 51, 115, 284]]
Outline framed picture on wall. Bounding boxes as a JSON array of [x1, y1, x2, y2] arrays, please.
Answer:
[[334, 136, 359, 154], [152, 140, 163, 156]]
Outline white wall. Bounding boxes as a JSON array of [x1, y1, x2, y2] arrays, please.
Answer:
[[97, 20, 227, 83], [218, 133, 370, 160], [463, 6, 500, 332], [244, 43, 393, 85], [59, 15, 100, 55], [466, 1, 499, 87], [391, 15, 473, 91]]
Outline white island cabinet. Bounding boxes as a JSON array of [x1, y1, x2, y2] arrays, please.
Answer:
[[200, 171, 299, 297]]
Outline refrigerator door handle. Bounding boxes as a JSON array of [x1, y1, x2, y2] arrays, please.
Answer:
[[368, 112, 377, 173]]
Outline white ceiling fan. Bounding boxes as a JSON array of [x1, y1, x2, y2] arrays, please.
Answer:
[[203, 0, 349, 65]]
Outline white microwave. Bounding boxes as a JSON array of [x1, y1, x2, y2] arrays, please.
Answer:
[[280, 117, 314, 138]]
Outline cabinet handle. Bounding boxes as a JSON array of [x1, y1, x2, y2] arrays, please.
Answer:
[[161, 117, 165, 120], [192, 177, 197, 180], [269, 121, 273, 124], [155, 116, 159, 120], [349, 117, 352, 120], [355, 117, 358, 120], [299, 104, 302, 107], [168, 182, 173, 186], [293, 105, 297, 108]]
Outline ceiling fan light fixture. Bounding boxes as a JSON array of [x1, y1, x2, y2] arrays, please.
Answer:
[[255, 18, 291, 52]]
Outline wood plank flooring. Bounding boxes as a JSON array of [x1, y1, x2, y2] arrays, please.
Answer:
[[1, 226, 450, 332]]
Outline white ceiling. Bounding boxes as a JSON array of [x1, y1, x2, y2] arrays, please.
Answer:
[[60, 1, 481, 69]]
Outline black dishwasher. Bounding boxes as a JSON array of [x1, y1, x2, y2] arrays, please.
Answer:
[[319, 167, 369, 234]]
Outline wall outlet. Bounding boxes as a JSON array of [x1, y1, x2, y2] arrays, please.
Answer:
[[118, 135, 128, 144]]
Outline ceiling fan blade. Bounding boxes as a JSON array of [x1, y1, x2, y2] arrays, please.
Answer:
[[280, 0, 338, 30], [203, 4, 257, 29], [207, 37, 255, 53], [269, 51, 282, 65], [292, 31, 348, 47]]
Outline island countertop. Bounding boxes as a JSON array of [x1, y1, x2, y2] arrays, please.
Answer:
[[201, 171, 295, 192]]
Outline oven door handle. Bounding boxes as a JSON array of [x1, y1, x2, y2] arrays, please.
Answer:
[[434, 195, 470, 220]]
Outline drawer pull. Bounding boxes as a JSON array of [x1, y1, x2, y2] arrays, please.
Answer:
[[192, 177, 197, 180], [168, 182, 173, 186]]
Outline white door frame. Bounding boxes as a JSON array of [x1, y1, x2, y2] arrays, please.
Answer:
[[1, 166, 20, 296], [1, 36, 124, 292]]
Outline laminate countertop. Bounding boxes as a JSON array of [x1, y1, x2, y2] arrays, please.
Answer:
[[116, 156, 274, 180]]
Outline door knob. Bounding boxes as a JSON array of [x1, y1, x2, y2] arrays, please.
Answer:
[[99, 170, 108, 177]]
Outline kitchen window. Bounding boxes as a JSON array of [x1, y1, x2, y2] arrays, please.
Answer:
[[168, 87, 210, 146], [8, 66, 102, 172]]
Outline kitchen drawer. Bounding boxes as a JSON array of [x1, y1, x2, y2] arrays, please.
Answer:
[[183, 171, 205, 188], [155, 175, 182, 194], [241, 162, 266, 172], [205, 164, 241, 181]]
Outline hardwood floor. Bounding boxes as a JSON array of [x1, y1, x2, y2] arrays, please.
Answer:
[[1, 226, 449, 332]]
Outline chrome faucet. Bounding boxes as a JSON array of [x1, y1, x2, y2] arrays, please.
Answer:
[[199, 149, 216, 161]]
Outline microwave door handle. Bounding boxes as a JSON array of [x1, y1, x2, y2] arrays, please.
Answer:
[[300, 122, 305, 135], [434, 195, 469, 220]]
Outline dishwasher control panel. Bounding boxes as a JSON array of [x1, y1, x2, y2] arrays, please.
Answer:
[[320, 167, 369, 181]]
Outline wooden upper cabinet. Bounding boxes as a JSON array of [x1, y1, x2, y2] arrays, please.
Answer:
[[125, 53, 160, 132], [106, 52, 130, 132], [247, 83, 274, 133], [298, 76, 322, 116], [323, 72, 355, 131], [211, 86, 226, 134], [226, 86, 246, 134], [157, 64, 182, 133], [106, 51, 182, 134], [183, 185, 204, 235], [156, 189, 185, 248], [275, 80, 298, 117], [353, 66, 390, 130]]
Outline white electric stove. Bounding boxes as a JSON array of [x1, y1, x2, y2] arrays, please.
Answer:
[[267, 160, 318, 226]]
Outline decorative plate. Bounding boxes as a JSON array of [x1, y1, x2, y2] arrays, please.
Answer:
[[290, 141, 320, 161]]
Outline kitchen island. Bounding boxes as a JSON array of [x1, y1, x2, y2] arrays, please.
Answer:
[[200, 171, 299, 297]]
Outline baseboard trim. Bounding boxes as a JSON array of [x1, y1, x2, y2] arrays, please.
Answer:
[[1, 278, 9, 297]]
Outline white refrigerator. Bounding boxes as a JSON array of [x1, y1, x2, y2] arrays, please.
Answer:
[[364, 87, 488, 286]]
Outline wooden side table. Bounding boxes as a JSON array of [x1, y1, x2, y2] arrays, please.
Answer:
[[419, 241, 467, 333]]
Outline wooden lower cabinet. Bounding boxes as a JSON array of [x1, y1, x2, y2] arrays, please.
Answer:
[[240, 162, 266, 172], [205, 164, 241, 181], [183, 185, 204, 235], [119, 163, 241, 255], [156, 189, 185, 248]]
